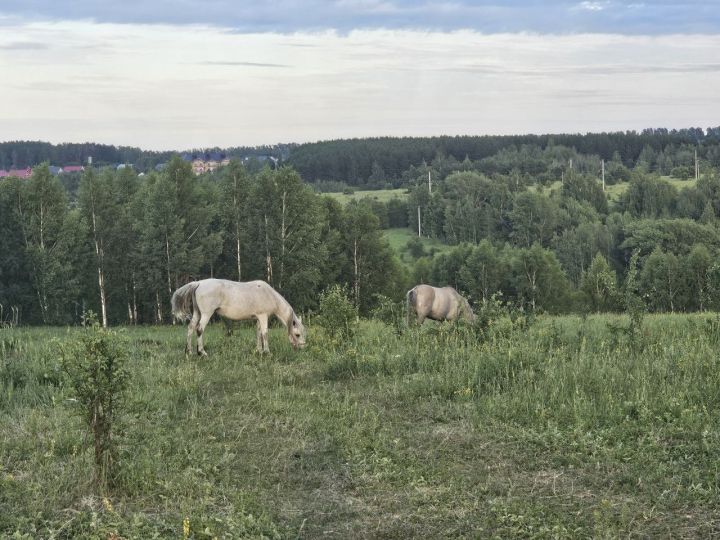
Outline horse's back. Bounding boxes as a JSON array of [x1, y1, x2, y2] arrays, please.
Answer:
[[195, 278, 278, 321]]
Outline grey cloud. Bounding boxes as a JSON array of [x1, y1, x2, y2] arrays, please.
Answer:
[[439, 63, 720, 76], [0, 41, 49, 50], [201, 61, 291, 68]]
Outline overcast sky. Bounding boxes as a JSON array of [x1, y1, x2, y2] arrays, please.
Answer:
[[0, 1, 718, 150]]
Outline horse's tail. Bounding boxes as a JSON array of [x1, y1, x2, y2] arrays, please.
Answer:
[[171, 281, 200, 322], [406, 287, 416, 327]]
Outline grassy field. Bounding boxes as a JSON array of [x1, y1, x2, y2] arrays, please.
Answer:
[[2, 313, 720, 538], [533, 177, 698, 202], [323, 188, 409, 204], [383, 227, 452, 266]]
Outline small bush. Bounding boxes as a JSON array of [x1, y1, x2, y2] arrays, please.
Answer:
[[315, 285, 358, 341], [371, 294, 405, 334], [405, 236, 426, 259], [61, 315, 129, 489]]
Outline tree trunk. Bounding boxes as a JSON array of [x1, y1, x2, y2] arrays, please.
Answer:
[[165, 233, 174, 323], [264, 213, 273, 284], [279, 190, 287, 289], [236, 225, 242, 281], [155, 290, 163, 324], [353, 238, 360, 307]]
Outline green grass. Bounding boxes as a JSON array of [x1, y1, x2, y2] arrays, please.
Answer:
[[531, 176, 698, 202], [323, 188, 408, 204], [383, 227, 453, 266], [2, 314, 720, 538]]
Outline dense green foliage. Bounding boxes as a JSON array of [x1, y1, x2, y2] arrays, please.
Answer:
[[0, 160, 404, 325], [5, 128, 720, 324], [0, 141, 294, 170], [288, 128, 720, 187], [2, 314, 719, 537]]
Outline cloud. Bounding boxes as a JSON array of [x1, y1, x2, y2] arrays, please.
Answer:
[[0, 41, 49, 50], [578, 1, 609, 11], [200, 61, 291, 68], [0, 22, 718, 149], [0, 1, 717, 34]]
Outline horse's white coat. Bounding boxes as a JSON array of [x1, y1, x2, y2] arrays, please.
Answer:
[[171, 278, 306, 355], [406, 284, 475, 325]]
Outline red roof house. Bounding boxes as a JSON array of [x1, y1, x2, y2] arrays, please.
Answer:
[[62, 165, 84, 173], [1, 168, 32, 178]]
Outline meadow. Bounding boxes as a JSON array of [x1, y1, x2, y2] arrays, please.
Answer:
[[533, 177, 697, 202], [1, 312, 720, 538], [323, 188, 409, 204]]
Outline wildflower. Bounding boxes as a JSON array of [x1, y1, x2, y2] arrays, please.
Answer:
[[103, 497, 114, 512], [183, 517, 190, 538]]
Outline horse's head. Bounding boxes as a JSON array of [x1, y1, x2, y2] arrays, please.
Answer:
[[462, 298, 476, 322], [288, 313, 306, 349]]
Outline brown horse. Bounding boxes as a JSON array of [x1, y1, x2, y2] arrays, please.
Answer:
[[406, 284, 475, 325], [171, 279, 306, 355]]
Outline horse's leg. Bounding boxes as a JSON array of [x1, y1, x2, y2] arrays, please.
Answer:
[[186, 309, 200, 355], [255, 318, 263, 352], [196, 312, 212, 357], [258, 314, 270, 353], [223, 318, 234, 337]]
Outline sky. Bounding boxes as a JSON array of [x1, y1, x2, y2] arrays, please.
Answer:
[[0, 1, 718, 150]]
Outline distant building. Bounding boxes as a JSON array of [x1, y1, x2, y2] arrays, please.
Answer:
[[117, 163, 133, 170], [62, 165, 84, 173], [182, 151, 231, 175], [0, 167, 32, 178], [48, 166, 62, 175]]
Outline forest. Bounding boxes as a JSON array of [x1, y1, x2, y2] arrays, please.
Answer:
[[2, 128, 720, 325]]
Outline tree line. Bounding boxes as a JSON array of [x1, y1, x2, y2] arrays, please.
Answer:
[[287, 128, 720, 187], [5, 131, 720, 325], [0, 159, 403, 325], [0, 141, 295, 171], [396, 156, 720, 313]]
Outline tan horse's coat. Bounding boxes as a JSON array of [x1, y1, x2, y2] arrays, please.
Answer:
[[406, 284, 475, 325]]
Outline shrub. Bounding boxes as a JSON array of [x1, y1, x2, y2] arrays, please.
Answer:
[[61, 315, 129, 489], [315, 285, 358, 340], [371, 294, 405, 334], [405, 236, 426, 259]]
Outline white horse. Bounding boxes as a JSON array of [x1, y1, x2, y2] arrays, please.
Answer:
[[171, 278, 306, 355], [406, 284, 475, 325]]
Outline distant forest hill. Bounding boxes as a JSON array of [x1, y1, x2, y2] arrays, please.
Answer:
[[286, 128, 720, 187], [0, 141, 295, 171], [3, 128, 720, 187]]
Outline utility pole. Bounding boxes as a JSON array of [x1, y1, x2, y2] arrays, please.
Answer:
[[601, 159, 605, 192], [428, 170, 432, 194], [695, 149, 699, 181], [417, 206, 422, 237]]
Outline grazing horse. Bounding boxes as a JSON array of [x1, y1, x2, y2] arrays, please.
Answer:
[[406, 284, 475, 325], [171, 278, 306, 355]]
